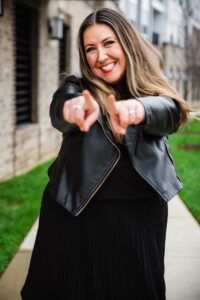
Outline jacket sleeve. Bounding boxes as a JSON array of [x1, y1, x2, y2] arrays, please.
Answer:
[[136, 96, 180, 136], [49, 76, 83, 133]]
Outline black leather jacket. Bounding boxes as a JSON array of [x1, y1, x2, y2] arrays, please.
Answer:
[[48, 76, 182, 216]]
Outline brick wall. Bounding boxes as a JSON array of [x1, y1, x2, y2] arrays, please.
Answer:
[[0, 0, 15, 179], [0, 0, 117, 181]]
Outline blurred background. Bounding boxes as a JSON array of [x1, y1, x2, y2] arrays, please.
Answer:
[[0, 1, 200, 298], [0, 0, 199, 181]]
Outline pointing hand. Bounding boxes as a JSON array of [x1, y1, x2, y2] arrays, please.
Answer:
[[107, 94, 146, 135], [63, 90, 100, 132]]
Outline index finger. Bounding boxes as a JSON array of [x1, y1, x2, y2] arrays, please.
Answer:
[[82, 90, 95, 109], [107, 94, 118, 115]]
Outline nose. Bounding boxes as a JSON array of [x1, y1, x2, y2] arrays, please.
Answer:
[[97, 46, 108, 63]]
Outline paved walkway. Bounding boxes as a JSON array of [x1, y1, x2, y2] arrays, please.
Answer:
[[0, 195, 199, 300]]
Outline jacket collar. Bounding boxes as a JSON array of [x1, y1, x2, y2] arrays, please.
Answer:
[[98, 111, 139, 153]]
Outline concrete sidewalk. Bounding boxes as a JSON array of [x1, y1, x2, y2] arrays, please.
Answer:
[[165, 196, 200, 300], [0, 195, 199, 300]]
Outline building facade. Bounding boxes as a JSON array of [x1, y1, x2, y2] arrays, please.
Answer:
[[118, 0, 200, 102], [0, 0, 199, 181], [0, 0, 118, 181]]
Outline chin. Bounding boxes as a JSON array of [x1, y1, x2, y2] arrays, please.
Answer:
[[107, 79, 121, 85], [103, 76, 122, 84]]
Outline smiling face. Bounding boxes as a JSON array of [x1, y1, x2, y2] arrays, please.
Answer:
[[83, 23, 126, 84]]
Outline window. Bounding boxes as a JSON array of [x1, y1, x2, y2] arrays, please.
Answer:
[[15, 2, 38, 125], [152, 32, 159, 46], [142, 25, 148, 34], [59, 24, 71, 75]]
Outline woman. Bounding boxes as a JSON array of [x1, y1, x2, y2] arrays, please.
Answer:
[[21, 8, 190, 300]]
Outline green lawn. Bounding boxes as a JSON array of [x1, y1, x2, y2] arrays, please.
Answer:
[[0, 119, 199, 277], [0, 159, 54, 276], [169, 119, 200, 223]]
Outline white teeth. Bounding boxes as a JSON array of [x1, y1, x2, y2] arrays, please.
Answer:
[[101, 63, 116, 71]]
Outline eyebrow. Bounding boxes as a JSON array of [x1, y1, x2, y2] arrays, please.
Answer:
[[84, 37, 115, 47]]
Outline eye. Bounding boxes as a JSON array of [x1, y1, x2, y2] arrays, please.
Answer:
[[104, 40, 115, 46], [85, 47, 95, 53]]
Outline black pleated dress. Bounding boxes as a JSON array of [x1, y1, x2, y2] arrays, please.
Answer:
[[21, 143, 168, 300]]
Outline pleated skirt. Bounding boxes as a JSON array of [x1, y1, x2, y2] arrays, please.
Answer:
[[21, 184, 168, 300]]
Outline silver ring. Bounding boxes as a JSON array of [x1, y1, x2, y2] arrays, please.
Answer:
[[128, 109, 135, 115], [72, 104, 82, 111]]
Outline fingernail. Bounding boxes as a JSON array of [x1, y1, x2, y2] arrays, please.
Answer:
[[80, 126, 88, 132]]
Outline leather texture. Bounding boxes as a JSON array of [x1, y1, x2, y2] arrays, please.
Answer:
[[48, 75, 182, 216]]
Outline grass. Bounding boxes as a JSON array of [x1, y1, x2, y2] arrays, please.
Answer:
[[0, 159, 54, 276], [0, 119, 199, 276], [169, 119, 200, 223]]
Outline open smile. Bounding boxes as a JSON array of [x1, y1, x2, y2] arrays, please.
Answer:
[[100, 62, 116, 73]]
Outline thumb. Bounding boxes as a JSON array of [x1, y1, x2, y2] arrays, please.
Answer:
[[107, 94, 118, 115]]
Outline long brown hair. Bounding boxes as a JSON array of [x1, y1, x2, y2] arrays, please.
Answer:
[[77, 8, 190, 137]]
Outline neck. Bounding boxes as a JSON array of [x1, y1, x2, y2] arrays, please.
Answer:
[[110, 76, 131, 99], [110, 76, 127, 92]]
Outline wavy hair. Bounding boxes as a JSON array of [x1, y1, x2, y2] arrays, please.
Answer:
[[77, 8, 190, 138]]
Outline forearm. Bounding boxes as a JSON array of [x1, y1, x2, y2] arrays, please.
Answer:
[[136, 96, 180, 136], [50, 85, 82, 133]]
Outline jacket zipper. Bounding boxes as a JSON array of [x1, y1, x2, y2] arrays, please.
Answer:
[[75, 118, 121, 216]]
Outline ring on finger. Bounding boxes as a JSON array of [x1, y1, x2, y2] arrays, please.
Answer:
[[72, 104, 82, 111], [128, 109, 135, 115]]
